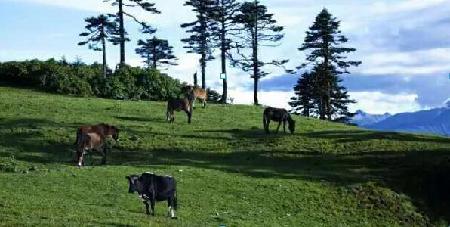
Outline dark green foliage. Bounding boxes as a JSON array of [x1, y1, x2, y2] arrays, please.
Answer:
[[231, 1, 286, 105], [135, 36, 177, 70], [181, 0, 217, 89], [289, 71, 316, 117], [103, 0, 160, 65], [0, 60, 182, 100], [292, 9, 360, 122], [206, 87, 222, 103]]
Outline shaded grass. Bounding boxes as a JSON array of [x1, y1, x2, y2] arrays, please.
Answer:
[[0, 86, 449, 226]]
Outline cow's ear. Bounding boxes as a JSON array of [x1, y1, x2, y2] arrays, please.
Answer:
[[125, 176, 130, 180]]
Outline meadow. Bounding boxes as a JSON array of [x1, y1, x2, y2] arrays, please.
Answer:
[[0, 86, 449, 226]]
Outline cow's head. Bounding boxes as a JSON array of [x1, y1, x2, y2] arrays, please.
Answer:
[[109, 125, 119, 141], [125, 175, 143, 194], [288, 118, 296, 134]]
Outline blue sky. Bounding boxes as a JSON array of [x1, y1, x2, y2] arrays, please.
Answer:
[[1, 0, 449, 114]]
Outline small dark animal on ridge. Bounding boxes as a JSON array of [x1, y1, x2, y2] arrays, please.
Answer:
[[126, 173, 178, 219], [74, 123, 119, 167], [263, 107, 296, 134], [166, 98, 192, 123]]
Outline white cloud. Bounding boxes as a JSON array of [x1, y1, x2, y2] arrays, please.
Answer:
[[229, 89, 294, 109], [349, 92, 422, 114]]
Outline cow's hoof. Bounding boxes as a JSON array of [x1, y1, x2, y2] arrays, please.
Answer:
[[171, 217, 178, 220]]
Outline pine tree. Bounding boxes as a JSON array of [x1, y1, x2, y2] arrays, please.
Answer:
[[297, 8, 361, 121], [103, 0, 160, 66], [289, 71, 316, 117], [231, 1, 286, 105], [209, 0, 241, 103], [78, 15, 119, 78], [181, 0, 217, 89], [135, 36, 177, 70]]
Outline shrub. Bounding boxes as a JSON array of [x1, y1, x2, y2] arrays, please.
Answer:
[[0, 59, 183, 101]]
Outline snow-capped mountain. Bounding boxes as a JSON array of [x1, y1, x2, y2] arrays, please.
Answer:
[[351, 110, 392, 126], [362, 105, 450, 137]]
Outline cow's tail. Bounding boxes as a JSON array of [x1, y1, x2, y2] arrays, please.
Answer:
[[173, 179, 178, 210], [74, 129, 81, 145]]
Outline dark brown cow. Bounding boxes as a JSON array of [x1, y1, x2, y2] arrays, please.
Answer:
[[74, 123, 119, 167], [166, 98, 192, 124], [263, 107, 296, 134]]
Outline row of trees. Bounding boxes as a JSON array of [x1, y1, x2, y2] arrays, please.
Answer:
[[76, 1, 360, 122], [77, 0, 286, 105]]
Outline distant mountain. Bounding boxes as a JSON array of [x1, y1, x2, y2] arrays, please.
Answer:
[[363, 105, 450, 137], [351, 110, 392, 126]]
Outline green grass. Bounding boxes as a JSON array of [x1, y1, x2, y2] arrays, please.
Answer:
[[0, 86, 449, 226]]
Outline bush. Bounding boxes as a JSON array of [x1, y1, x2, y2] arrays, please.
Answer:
[[0, 59, 183, 101]]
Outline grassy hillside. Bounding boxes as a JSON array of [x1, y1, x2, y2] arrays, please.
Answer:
[[0, 86, 449, 226]]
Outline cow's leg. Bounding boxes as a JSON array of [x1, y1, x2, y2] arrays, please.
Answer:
[[77, 149, 87, 167], [202, 99, 206, 108], [143, 201, 151, 215], [266, 120, 271, 134], [186, 110, 192, 124], [101, 146, 107, 165], [283, 120, 287, 133], [150, 198, 155, 216], [167, 196, 177, 219], [276, 121, 281, 134]]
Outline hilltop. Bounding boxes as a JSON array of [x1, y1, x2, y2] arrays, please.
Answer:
[[0, 86, 449, 226]]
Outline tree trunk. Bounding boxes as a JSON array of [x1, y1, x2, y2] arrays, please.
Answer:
[[102, 37, 107, 79], [118, 0, 126, 66], [147, 53, 151, 69], [201, 54, 206, 89], [319, 95, 326, 120], [220, 25, 227, 104], [253, 0, 259, 105], [193, 73, 198, 87], [152, 44, 157, 69]]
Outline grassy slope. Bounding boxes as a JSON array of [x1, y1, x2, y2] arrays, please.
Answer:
[[0, 86, 449, 226]]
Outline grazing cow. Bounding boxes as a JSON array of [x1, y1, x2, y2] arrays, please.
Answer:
[[184, 85, 207, 108], [126, 172, 178, 219], [166, 98, 192, 124], [263, 107, 296, 134], [74, 123, 119, 167]]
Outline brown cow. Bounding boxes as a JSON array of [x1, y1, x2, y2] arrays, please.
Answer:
[[166, 98, 192, 124], [74, 123, 119, 166], [184, 85, 207, 108]]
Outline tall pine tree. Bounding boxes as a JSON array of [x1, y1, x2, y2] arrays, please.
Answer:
[[209, 0, 241, 103], [231, 1, 286, 105], [103, 0, 160, 66], [135, 36, 177, 70], [294, 8, 361, 121], [78, 15, 119, 78], [181, 0, 217, 89]]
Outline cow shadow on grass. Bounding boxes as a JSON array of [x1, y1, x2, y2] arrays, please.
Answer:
[[115, 116, 166, 124], [1, 117, 449, 223], [302, 129, 450, 144], [106, 127, 450, 223], [0, 118, 77, 164]]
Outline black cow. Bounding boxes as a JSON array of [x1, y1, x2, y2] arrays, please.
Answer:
[[263, 107, 296, 134], [126, 172, 178, 219]]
